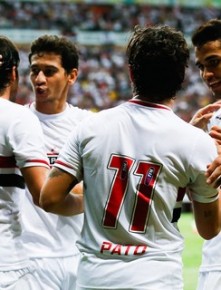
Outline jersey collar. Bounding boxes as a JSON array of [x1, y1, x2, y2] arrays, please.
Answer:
[[129, 98, 171, 111]]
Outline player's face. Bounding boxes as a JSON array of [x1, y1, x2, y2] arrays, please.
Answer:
[[30, 53, 77, 106], [195, 40, 221, 99]]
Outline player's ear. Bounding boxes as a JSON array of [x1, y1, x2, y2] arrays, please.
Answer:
[[68, 68, 78, 85], [128, 65, 134, 83], [11, 66, 17, 81]]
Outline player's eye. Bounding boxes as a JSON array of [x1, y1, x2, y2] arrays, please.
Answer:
[[30, 68, 40, 75], [43, 68, 57, 77], [208, 58, 220, 68]]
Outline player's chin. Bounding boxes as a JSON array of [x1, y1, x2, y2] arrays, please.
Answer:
[[35, 92, 49, 101]]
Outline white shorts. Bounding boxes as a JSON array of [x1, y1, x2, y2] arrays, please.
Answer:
[[0, 267, 41, 290], [197, 271, 221, 290], [31, 254, 80, 290]]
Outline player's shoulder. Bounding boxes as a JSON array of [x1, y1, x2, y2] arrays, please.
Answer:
[[2, 99, 36, 118], [67, 103, 94, 119], [163, 108, 212, 144], [179, 116, 210, 137], [76, 106, 122, 135], [184, 120, 216, 149], [18, 103, 39, 120]]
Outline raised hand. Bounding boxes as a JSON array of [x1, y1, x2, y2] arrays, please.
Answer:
[[190, 103, 221, 130]]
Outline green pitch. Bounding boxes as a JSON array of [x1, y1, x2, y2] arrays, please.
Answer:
[[179, 212, 204, 290]]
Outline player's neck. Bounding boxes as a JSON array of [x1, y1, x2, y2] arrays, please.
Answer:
[[35, 100, 67, 115], [133, 95, 175, 108], [0, 87, 14, 102]]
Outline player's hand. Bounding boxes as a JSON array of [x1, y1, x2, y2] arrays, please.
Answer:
[[0, 54, 2, 66], [209, 126, 221, 145], [206, 155, 221, 188], [190, 103, 221, 130]]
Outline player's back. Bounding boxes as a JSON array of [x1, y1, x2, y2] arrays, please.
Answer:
[[70, 99, 218, 289], [0, 98, 47, 270]]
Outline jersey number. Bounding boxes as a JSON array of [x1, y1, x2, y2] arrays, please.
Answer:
[[102, 154, 161, 233]]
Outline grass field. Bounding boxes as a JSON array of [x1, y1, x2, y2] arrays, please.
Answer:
[[179, 211, 204, 290]]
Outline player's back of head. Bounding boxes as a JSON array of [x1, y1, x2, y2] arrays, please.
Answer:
[[126, 25, 189, 103], [0, 35, 20, 92]]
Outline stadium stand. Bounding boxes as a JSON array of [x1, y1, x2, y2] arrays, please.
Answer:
[[0, 1, 220, 121]]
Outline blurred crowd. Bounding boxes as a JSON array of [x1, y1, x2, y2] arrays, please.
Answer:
[[1, 1, 220, 35], [2, 1, 220, 121]]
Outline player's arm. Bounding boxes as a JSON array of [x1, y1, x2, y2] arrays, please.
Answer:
[[192, 197, 220, 240], [190, 103, 221, 129], [71, 180, 84, 195], [40, 167, 83, 216], [21, 166, 49, 206]]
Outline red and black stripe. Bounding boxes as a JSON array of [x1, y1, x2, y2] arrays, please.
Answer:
[[0, 174, 25, 188]]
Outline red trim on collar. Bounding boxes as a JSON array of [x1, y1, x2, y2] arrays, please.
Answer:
[[129, 99, 171, 110]]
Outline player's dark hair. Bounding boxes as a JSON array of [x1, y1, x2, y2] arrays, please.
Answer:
[[126, 25, 189, 102], [192, 19, 221, 48], [29, 35, 79, 74], [0, 35, 20, 92]]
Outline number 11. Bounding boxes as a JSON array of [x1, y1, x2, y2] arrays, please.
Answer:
[[102, 154, 161, 233]]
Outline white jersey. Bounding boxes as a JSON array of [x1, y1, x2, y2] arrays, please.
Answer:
[[21, 102, 92, 258], [54, 99, 219, 289], [199, 107, 221, 273], [0, 98, 49, 271], [206, 108, 221, 132]]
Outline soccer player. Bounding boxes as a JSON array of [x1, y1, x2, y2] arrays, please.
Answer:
[[190, 19, 221, 290], [0, 36, 49, 289], [20, 35, 92, 290], [40, 25, 221, 290]]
